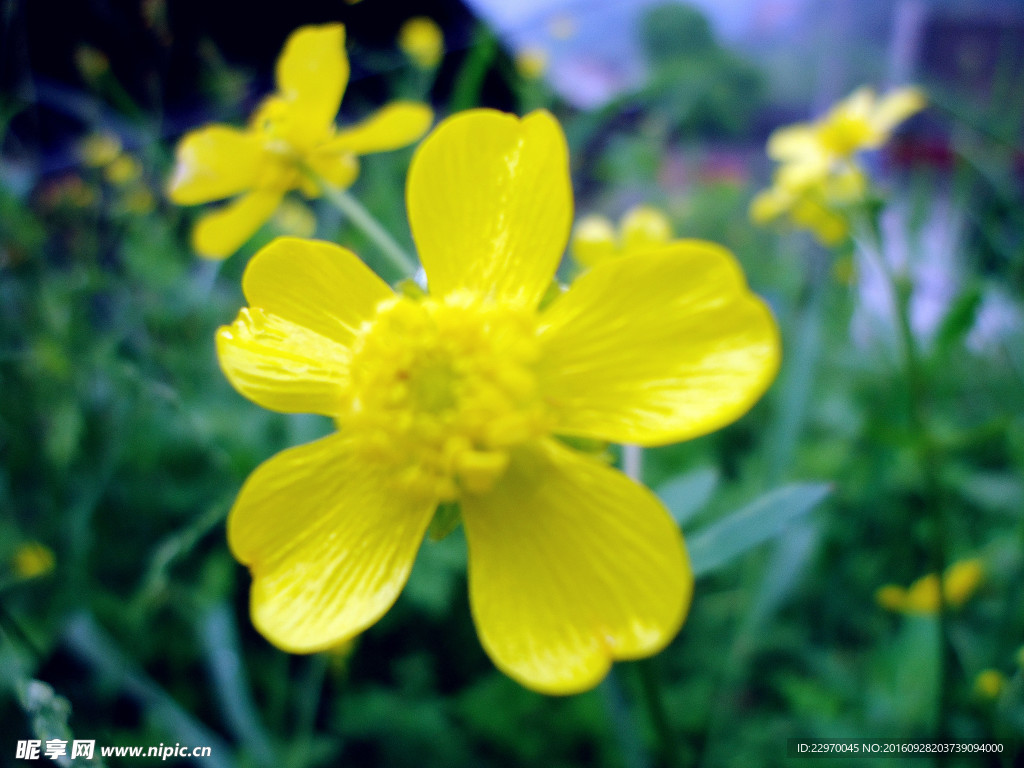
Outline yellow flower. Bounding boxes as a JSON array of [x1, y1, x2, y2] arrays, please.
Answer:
[[398, 17, 444, 70], [974, 669, 1005, 700], [768, 86, 926, 191], [515, 47, 548, 80], [272, 199, 317, 238], [105, 154, 143, 187], [570, 205, 673, 269], [168, 24, 433, 259], [12, 542, 55, 579], [752, 86, 924, 244], [750, 170, 863, 247], [877, 558, 984, 614], [78, 132, 122, 167], [217, 109, 780, 694]]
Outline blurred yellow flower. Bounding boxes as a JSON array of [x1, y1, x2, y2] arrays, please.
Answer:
[[974, 669, 1005, 699], [515, 47, 548, 80], [769, 87, 925, 191], [751, 86, 924, 244], [272, 199, 317, 238], [398, 17, 444, 70], [168, 24, 433, 259], [218, 109, 780, 694], [876, 558, 984, 614], [570, 204, 673, 269], [750, 167, 865, 246], [75, 46, 110, 81], [79, 132, 122, 167], [12, 542, 55, 579], [105, 154, 143, 186]]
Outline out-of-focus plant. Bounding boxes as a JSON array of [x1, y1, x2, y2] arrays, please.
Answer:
[[750, 86, 925, 245]]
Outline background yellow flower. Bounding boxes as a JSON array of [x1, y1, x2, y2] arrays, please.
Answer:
[[167, 24, 432, 259]]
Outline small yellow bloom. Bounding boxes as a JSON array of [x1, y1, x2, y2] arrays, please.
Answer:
[[105, 155, 143, 186], [974, 669, 1005, 699], [168, 24, 433, 259], [752, 86, 924, 244], [75, 46, 110, 81], [515, 47, 548, 80], [570, 205, 673, 269], [79, 133, 122, 168], [272, 199, 317, 238], [878, 558, 984, 614], [218, 110, 780, 694], [398, 17, 444, 70], [12, 542, 55, 579]]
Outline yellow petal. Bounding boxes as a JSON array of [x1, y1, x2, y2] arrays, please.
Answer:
[[766, 124, 818, 162], [229, 433, 435, 652], [324, 102, 433, 155], [275, 24, 348, 133], [570, 214, 616, 268], [167, 125, 264, 205], [462, 438, 691, 694], [216, 307, 350, 415], [538, 242, 780, 445], [192, 190, 282, 259], [242, 237, 393, 347], [306, 149, 360, 190], [407, 109, 572, 307], [749, 186, 792, 223], [872, 86, 926, 135]]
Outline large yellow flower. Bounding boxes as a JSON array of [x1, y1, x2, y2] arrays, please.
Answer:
[[217, 109, 780, 694], [168, 24, 432, 259]]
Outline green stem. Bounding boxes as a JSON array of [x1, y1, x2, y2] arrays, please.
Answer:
[[622, 445, 680, 768], [637, 659, 681, 768], [854, 216, 952, 748], [317, 180, 418, 278]]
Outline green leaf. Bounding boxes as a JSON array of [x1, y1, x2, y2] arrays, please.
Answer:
[[656, 466, 719, 526], [688, 483, 831, 577]]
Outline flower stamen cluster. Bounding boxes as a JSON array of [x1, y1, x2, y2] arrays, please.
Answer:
[[343, 292, 549, 500]]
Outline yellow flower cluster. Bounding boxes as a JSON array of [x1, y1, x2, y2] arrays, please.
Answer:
[[167, 25, 432, 259], [876, 558, 984, 614], [217, 109, 780, 694], [751, 86, 925, 245], [570, 205, 673, 269]]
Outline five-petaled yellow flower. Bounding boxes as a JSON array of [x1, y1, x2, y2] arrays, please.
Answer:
[[217, 109, 780, 694], [168, 24, 433, 259], [751, 86, 925, 244]]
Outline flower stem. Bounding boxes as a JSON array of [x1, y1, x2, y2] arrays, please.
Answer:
[[854, 216, 952, 749], [622, 444, 681, 768], [317, 180, 418, 278]]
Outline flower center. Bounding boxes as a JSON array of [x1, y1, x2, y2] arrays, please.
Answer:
[[343, 291, 550, 501], [818, 114, 871, 157]]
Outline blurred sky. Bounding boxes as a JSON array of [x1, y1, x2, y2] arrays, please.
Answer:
[[466, 0, 815, 107], [465, 0, 1022, 109]]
